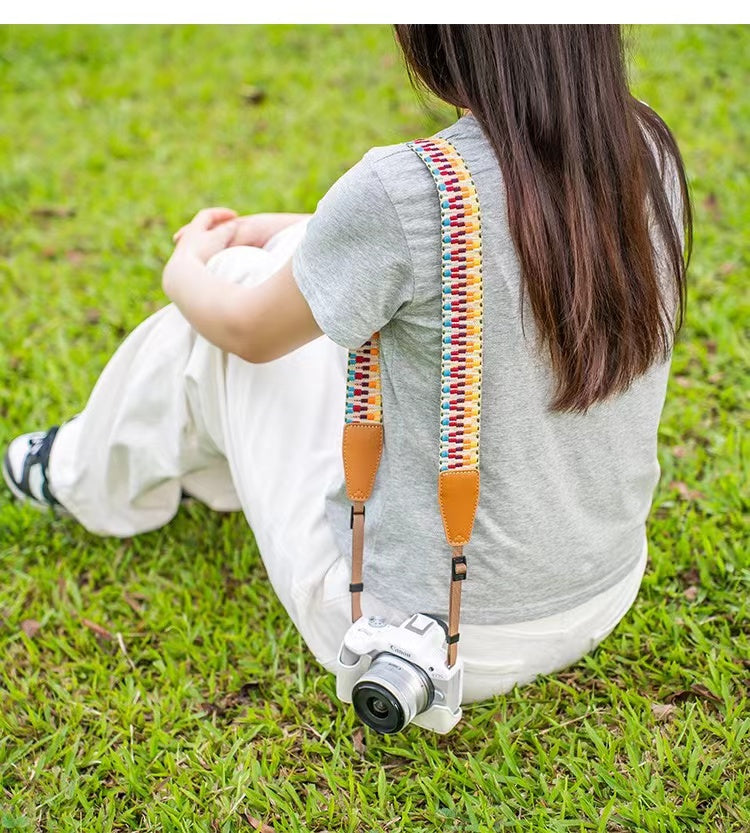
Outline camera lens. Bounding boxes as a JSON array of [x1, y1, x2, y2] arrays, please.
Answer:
[[353, 682, 404, 733], [369, 696, 390, 718], [352, 653, 434, 734]]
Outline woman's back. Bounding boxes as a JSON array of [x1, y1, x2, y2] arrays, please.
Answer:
[[293, 110, 683, 624]]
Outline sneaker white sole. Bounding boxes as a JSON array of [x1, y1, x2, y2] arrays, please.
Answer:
[[2, 448, 71, 516]]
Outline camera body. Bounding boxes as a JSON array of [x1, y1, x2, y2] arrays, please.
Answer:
[[335, 612, 464, 734]]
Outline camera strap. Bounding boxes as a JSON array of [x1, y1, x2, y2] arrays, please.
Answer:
[[342, 136, 483, 668]]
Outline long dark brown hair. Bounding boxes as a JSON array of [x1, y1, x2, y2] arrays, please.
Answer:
[[394, 25, 692, 413]]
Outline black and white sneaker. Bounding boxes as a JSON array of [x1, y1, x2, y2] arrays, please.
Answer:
[[2, 426, 70, 514]]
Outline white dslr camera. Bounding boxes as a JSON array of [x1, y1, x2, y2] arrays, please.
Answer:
[[335, 612, 464, 734]]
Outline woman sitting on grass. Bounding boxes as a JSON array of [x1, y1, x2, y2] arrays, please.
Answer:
[[3, 25, 691, 712]]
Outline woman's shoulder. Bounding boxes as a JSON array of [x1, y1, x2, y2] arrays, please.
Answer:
[[359, 140, 432, 198], [364, 113, 500, 200], [315, 112, 497, 244]]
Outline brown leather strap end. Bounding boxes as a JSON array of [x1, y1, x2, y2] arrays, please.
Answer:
[[343, 422, 384, 502], [438, 468, 480, 546]]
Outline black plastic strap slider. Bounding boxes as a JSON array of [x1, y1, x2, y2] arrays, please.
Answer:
[[451, 554, 467, 581], [349, 582, 364, 593], [447, 632, 460, 645], [349, 504, 365, 529]]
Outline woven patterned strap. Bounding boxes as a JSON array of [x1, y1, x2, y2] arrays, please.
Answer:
[[345, 336, 382, 424], [408, 137, 483, 475]]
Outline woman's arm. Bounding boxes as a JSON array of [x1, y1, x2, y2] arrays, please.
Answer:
[[162, 207, 323, 362]]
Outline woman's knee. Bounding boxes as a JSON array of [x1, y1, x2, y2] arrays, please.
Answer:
[[205, 245, 276, 286]]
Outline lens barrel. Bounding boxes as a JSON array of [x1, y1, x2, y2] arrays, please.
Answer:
[[352, 653, 434, 734]]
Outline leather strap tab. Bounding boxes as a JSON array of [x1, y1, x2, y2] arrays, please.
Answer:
[[343, 422, 383, 502], [438, 468, 480, 547]]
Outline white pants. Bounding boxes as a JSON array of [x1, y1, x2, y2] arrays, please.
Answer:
[[48, 219, 647, 705]]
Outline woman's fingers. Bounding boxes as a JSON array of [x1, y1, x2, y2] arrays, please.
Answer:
[[209, 219, 238, 247], [193, 207, 238, 229], [172, 207, 238, 242]]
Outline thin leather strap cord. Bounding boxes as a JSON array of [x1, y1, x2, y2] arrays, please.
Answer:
[[349, 500, 365, 621], [448, 546, 467, 667]]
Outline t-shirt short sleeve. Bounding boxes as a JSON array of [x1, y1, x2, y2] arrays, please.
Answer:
[[292, 149, 414, 351]]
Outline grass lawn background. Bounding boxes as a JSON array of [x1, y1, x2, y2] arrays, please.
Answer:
[[0, 24, 747, 832]]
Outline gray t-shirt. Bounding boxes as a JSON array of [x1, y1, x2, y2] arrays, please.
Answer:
[[292, 111, 676, 625]]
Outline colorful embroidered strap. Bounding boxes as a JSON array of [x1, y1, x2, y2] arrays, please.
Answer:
[[410, 138, 483, 473], [342, 136, 483, 667], [345, 336, 383, 424]]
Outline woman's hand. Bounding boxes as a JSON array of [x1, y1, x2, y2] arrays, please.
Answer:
[[170, 206, 239, 264], [172, 210, 313, 251], [164, 208, 312, 302], [218, 212, 313, 249], [163, 207, 238, 302]]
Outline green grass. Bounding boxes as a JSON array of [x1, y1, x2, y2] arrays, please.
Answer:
[[0, 24, 747, 833]]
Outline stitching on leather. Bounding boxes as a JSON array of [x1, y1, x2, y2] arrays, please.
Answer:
[[439, 469, 480, 546], [343, 423, 383, 501]]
